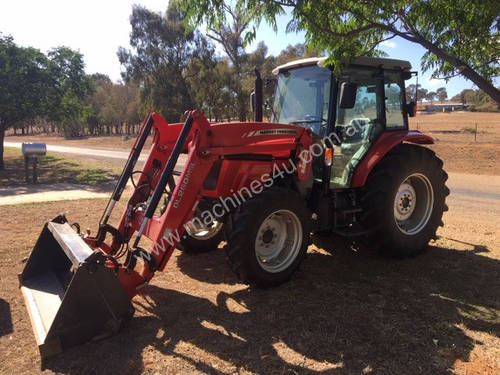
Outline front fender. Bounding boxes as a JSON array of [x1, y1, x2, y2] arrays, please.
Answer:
[[351, 130, 433, 188]]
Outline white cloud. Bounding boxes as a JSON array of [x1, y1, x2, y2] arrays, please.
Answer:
[[426, 77, 441, 87], [381, 40, 397, 48]]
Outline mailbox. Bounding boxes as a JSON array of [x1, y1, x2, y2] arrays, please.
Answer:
[[22, 142, 47, 158], [22, 142, 46, 184]]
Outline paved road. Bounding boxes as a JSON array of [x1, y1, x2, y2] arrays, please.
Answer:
[[5, 141, 499, 215], [0, 183, 110, 206], [5, 141, 140, 161], [5, 141, 187, 165]]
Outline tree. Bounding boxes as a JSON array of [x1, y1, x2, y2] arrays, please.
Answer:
[[405, 84, 428, 102], [185, 38, 234, 121], [426, 91, 437, 104], [0, 35, 49, 169], [176, 0, 500, 104], [118, 4, 201, 123], [276, 43, 319, 65], [85, 74, 112, 135], [436, 87, 448, 103], [451, 87, 499, 111], [45, 47, 93, 137], [85, 74, 142, 135], [205, 4, 251, 121]]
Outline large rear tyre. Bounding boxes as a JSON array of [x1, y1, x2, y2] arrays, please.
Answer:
[[360, 144, 449, 257], [225, 187, 311, 287]]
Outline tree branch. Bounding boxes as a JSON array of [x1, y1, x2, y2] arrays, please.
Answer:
[[364, 34, 398, 55]]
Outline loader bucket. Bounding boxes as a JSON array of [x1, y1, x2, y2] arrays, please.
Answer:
[[19, 216, 134, 358]]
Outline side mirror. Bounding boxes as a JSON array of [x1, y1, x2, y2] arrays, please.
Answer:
[[405, 101, 417, 117], [339, 82, 357, 109], [402, 71, 413, 80]]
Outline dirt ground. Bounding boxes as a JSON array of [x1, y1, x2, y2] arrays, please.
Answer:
[[1, 111, 499, 374], [409, 112, 500, 175], [0, 193, 498, 375]]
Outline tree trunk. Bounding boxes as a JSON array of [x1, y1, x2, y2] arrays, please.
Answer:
[[458, 66, 500, 105], [0, 126, 5, 170]]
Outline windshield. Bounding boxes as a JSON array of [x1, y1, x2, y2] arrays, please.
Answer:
[[272, 65, 331, 134]]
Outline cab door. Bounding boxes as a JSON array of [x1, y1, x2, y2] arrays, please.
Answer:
[[330, 68, 385, 189]]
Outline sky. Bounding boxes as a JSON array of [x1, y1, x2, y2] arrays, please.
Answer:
[[0, 0, 478, 98]]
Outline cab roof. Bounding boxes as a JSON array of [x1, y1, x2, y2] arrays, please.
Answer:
[[272, 56, 412, 75]]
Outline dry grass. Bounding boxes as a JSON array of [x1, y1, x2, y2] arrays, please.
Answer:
[[409, 112, 500, 134], [0, 198, 498, 375], [409, 112, 500, 176]]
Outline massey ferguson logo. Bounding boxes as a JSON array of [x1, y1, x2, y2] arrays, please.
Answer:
[[242, 129, 298, 138]]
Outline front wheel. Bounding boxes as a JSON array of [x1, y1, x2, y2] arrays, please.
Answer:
[[178, 219, 224, 253], [225, 187, 311, 287], [177, 199, 225, 253], [360, 144, 449, 257]]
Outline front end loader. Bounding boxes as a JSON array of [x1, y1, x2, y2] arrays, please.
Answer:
[[20, 56, 448, 359], [20, 110, 314, 358]]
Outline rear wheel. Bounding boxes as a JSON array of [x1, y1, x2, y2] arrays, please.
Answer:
[[360, 144, 449, 257], [225, 187, 311, 287]]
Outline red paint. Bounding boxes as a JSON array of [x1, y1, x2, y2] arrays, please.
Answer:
[[350, 130, 433, 188], [86, 111, 313, 297]]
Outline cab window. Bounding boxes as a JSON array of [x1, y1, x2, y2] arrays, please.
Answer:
[[384, 71, 407, 129], [272, 66, 331, 135]]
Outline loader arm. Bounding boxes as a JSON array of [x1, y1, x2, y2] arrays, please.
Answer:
[[19, 109, 312, 358], [89, 110, 313, 297]]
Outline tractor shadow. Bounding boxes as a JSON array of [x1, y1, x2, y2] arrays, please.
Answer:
[[0, 298, 13, 338], [0, 153, 118, 188], [176, 244, 240, 285], [45, 234, 500, 374]]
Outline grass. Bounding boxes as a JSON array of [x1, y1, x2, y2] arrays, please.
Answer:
[[462, 126, 479, 134], [0, 147, 119, 186], [0, 198, 498, 374]]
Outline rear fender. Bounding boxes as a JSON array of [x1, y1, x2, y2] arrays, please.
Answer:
[[351, 130, 433, 188]]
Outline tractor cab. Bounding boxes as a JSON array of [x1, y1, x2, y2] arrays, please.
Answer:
[[271, 56, 415, 188]]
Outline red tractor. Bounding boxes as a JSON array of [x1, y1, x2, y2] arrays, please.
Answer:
[[20, 56, 448, 358]]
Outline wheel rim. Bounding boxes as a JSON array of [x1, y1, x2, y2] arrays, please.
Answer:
[[255, 209, 303, 273], [393, 173, 434, 235], [185, 220, 223, 240]]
